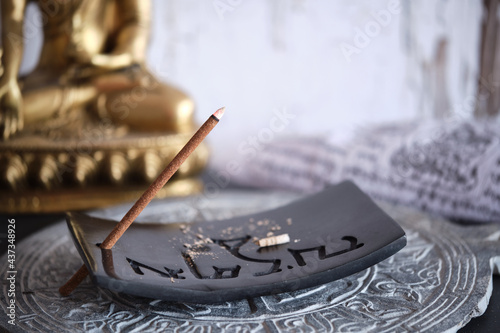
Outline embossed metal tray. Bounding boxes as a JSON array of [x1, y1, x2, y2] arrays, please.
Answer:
[[66, 181, 406, 303]]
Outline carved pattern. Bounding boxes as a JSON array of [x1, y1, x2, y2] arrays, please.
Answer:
[[1, 192, 499, 332], [288, 236, 363, 266], [212, 236, 282, 276], [126, 258, 186, 280]]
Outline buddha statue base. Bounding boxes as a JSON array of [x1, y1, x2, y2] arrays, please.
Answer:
[[0, 114, 208, 213]]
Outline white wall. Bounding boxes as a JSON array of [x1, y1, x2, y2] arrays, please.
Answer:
[[17, 0, 484, 167]]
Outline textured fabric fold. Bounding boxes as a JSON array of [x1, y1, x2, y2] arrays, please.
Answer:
[[233, 121, 500, 222]]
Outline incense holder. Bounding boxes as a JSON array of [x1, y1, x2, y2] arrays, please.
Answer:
[[2, 189, 500, 332], [66, 181, 406, 303]]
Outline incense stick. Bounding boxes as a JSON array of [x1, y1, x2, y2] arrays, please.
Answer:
[[59, 107, 225, 296]]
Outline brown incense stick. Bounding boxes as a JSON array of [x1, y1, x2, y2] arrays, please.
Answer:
[[59, 107, 225, 297]]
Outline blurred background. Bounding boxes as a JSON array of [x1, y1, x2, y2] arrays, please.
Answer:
[[6, 3, 500, 331], [19, 0, 497, 169]]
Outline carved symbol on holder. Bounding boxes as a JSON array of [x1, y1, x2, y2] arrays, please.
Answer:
[[126, 258, 186, 279], [288, 236, 364, 266], [123, 236, 364, 281], [212, 236, 282, 277], [180, 235, 282, 279], [181, 249, 242, 280]]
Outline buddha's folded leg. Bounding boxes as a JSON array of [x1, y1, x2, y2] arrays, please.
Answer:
[[99, 83, 195, 133], [22, 83, 97, 123]]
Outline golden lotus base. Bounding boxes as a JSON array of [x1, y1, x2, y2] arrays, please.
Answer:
[[0, 128, 209, 213], [0, 178, 203, 213]]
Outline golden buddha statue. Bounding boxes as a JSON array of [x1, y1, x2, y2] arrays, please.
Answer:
[[0, 0, 208, 213]]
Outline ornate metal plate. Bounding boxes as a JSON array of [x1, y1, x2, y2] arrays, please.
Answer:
[[66, 181, 406, 303], [1, 188, 499, 332]]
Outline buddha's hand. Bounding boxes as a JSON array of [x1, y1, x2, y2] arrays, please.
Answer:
[[65, 54, 136, 81], [0, 79, 23, 140], [90, 54, 134, 71]]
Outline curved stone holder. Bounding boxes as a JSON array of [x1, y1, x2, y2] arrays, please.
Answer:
[[65, 182, 407, 303]]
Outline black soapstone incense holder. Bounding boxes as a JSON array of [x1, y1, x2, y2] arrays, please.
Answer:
[[66, 181, 406, 303]]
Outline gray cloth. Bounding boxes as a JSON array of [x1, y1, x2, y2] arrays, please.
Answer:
[[234, 121, 500, 222]]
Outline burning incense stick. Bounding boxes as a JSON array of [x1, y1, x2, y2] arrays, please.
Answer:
[[59, 107, 225, 296]]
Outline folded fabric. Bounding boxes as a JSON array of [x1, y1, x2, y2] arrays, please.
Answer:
[[233, 120, 500, 223]]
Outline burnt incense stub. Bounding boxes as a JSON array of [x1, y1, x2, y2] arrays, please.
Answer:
[[66, 181, 406, 303]]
